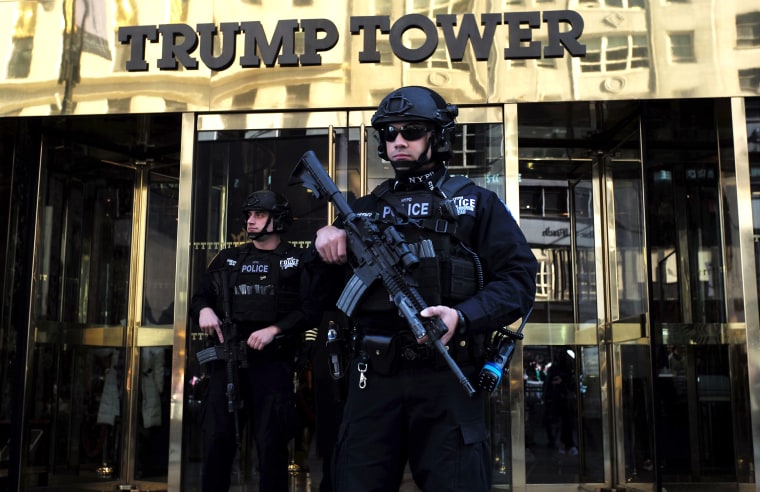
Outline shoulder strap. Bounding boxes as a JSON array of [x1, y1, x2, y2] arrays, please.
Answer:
[[439, 175, 473, 198], [370, 179, 394, 200]]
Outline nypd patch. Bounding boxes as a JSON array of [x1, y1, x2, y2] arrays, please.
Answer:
[[280, 257, 300, 269]]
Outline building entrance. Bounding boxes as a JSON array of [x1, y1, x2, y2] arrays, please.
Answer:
[[4, 98, 755, 492]]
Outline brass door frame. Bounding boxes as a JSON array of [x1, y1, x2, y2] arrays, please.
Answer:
[[595, 124, 652, 490], [168, 112, 196, 489]]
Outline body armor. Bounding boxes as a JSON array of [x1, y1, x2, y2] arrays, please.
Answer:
[[354, 179, 480, 316], [214, 243, 302, 328]]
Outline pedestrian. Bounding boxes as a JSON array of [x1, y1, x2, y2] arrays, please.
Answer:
[[190, 190, 319, 492], [313, 86, 538, 491]]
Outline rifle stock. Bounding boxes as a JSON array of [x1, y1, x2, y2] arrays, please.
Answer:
[[291, 150, 476, 397]]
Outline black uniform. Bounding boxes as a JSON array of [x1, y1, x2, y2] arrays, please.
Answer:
[[190, 241, 316, 492], [330, 165, 537, 491]]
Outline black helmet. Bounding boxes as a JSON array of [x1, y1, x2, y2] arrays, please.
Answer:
[[241, 190, 292, 234], [371, 86, 458, 162]]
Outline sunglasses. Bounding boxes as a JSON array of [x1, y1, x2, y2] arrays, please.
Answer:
[[382, 124, 431, 142]]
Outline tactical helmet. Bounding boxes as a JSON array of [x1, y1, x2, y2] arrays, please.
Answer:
[[241, 190, 292, 233], [371, 86, 459, 162]]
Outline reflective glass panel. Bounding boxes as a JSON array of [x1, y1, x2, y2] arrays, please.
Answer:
[[644, 100, 739, 484], [28, 119, 136, 486]]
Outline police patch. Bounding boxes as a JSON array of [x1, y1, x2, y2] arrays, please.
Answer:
[[280, 257, 300, 269], [452, 194, 477, 217], [381, 196, 434, 219], [240, 261, 269, 274]]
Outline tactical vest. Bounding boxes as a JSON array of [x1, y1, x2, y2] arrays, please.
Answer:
[[220, 242, 302, 325], [355, 177, 482, 315]]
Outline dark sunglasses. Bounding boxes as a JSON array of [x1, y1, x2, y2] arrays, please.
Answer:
[[382, 124, 431, 142]]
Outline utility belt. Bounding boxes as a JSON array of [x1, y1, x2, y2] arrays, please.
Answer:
[[357, 330, 486, 376]]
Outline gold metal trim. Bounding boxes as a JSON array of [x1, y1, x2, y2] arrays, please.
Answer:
[[729, 97, 760, 486], [120, 162, 149, 483], [504, 104, 519, 221], [198, 112, 348, 131], [167, 112, 196, 492], [136, 327, 175, 346], [34, 324, 125, 346]]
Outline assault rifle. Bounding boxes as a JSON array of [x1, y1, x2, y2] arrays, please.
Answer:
[[196, 268, 248, 448], [290, 150, 476, 397]]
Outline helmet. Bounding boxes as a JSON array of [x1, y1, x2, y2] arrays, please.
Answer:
[[371, 86, 459, 162], [241, 190, 292, 233]]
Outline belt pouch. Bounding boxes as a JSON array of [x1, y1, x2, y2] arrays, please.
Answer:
[[361, 334, 397, 376]]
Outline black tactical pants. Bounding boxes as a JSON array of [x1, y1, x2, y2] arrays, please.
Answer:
[[201, 356, 296, 492], [332, 356, 491, 492]]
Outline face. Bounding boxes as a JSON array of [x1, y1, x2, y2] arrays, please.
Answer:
[[246, 210, 273, 234], [383, 121, 433, 172]]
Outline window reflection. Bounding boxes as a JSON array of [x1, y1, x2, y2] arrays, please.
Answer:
[[748, 98, 760, 298], [143, 168, 180, 327], [523, 345, 604, 484]]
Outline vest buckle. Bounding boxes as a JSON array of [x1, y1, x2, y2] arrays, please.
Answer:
[[434, 218, 449, 233]]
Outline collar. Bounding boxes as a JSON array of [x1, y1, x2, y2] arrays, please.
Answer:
[[393, 164, 447, 192]]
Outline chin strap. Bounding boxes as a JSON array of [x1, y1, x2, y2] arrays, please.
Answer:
[[416, 138, 434, 165]]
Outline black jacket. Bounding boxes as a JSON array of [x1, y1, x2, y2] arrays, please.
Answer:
[[325, 171, 538, 335]]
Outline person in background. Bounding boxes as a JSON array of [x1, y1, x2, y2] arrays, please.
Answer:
[[190, 190, 319, 492]]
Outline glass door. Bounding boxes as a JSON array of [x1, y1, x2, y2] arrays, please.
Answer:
[[518, 101, 645, 489], [596, 139, 654, 487], [23, 114, 180, 491], [643, 99, 754, 489]]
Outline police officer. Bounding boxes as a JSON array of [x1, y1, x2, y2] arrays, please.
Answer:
[[314, 86, 538, 491], [190, 190, 316, 492]]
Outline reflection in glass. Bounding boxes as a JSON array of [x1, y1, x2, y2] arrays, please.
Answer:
[[620, 345, 654, 483], [747, 98, 760, 304], [134, 166, 180, 481], [518, 102, 599, 324], [36, 160, 133, 326], [28, 126, 135, 486], [365, 122, 507, 200], [135, 346, 171, 480], [143, 168, 180, 327], [609, 160, 647, 321], [524, 345, 603, 484], [645, 99, 744, 484]]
